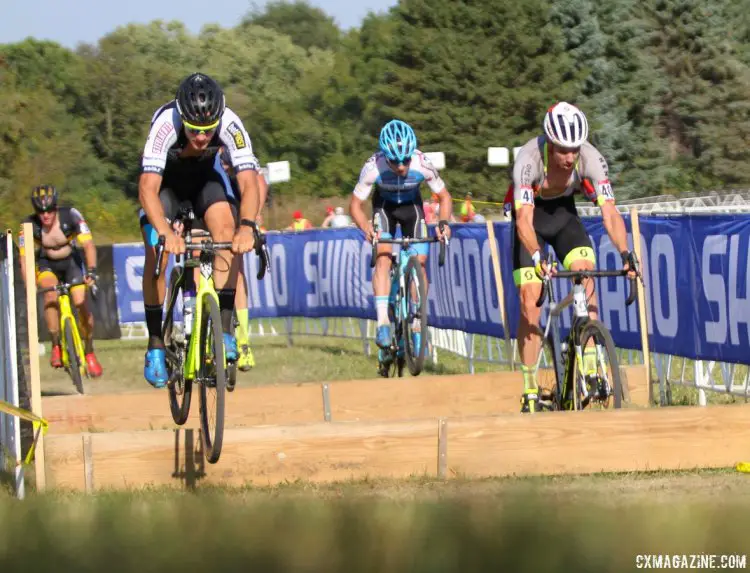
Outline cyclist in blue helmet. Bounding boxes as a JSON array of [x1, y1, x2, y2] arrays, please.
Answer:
[[350, 119, 453, 355]]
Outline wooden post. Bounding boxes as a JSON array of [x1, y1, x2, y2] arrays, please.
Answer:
[[22, 222, 46, 490], [629, 209, 652, 406], [486, 220, 513, 369], [437, 417, 448, 479], [82, 434, 94, 493]]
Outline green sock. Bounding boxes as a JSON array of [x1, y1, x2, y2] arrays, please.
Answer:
[[583, 347, 598, 374], [236, 308, 249, 345], [521, 364, 537, 392]]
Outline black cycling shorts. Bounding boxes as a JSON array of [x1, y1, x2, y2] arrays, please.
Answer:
[[36, 254, 84, 287], [139, 160, 238, 232], [511, 194, 595, 286], [372, 195, 428, 256]]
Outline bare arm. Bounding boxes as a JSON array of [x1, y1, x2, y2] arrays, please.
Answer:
[[236, 169, 261, 223], [515, 205, 541, 259], [138, 172, 171, 237], [437, 188, 453, 222], [600, 202, 629, 255], [81, 240, 97, 271], [349, 194, 375, 241]]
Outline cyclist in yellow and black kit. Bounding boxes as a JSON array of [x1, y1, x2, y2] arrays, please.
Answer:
[[18, 185, 103, 377], [503, 102, 638, 413]]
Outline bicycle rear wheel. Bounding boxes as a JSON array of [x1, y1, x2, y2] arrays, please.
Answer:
[[571, 319, 623, 410], [163, 267, 192, 425], [198, 294, 226, 464], [64, 318, 84, 395], [403, 256, 428, 376]]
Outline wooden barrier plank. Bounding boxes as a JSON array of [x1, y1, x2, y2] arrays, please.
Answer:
[[45, 404, 750, 491], [46, 419, 439, 490], [447, 404, 750, 478], [42, 383, 325, 434]]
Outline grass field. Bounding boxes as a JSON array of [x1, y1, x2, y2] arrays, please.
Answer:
[[39, 334, 508, 396], [1, 470, 749, 572]]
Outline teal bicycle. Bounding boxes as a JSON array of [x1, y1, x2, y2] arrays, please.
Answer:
[[370, 225, 447, 378]]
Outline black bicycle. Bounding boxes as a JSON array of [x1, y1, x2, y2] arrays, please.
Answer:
[[533, 254, 638, 412]]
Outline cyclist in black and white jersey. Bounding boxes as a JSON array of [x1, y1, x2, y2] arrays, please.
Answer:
[[503, 102, 639, 412], [138, 72, 263, 388]]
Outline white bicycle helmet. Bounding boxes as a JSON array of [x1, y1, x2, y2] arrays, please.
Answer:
[[543, 102, 588, 148]]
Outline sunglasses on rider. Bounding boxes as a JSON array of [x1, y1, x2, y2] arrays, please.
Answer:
[[183, 118, 220, 136], [387, 156, 412, 168]]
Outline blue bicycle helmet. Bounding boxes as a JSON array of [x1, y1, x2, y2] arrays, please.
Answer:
[[379, 119, 417, 163]]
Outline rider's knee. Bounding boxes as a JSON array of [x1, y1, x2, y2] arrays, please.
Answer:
[[43, 291, 58, 305], [213, 223, 234, 243]]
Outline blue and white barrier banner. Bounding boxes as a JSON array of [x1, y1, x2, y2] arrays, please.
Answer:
[[112, 225, 507, 338], [113, 215, 750, 364]]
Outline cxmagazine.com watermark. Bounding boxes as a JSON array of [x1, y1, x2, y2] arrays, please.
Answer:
[[636, 554, 747, 569]]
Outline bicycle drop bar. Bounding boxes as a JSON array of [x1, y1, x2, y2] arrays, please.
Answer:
[[37, 277, 98, 300], [370, 237, 447, 268], [536, 269, 638, 308]]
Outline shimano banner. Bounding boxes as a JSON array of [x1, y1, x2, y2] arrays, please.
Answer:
[[113, 226, 507, 337], [113, 214, 750, 364]]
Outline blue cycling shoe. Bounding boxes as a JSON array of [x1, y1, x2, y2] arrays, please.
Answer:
[[376, 325, 391, 349], [144, 348, 168, 388], [223, 333, 238, 362]]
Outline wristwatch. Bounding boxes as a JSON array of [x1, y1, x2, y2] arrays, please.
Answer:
[[240, 218, 258, 231]]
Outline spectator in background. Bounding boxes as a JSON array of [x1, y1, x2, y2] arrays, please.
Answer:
[[460, 192, 476, 222], [321, 206, 335, 228], [329, 206, 353, 228], [257, 213, 268, 232], [287, 210, 313, 231], [423, 198, 437, 224]]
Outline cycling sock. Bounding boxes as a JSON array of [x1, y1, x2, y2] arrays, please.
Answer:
[[375, 296, 389, 326], [147, 336, 165, 350], [84, 336, 94, 355], [218, 289, 236, 334], [145, 304, 163, 342], [521, 364, 538, 391], [236, 308, 249, 344], [583, 346, 598, 374], [50, 333, 60, 347]]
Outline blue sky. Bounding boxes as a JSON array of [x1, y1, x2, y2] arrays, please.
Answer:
[[0, 0, 396, 49]]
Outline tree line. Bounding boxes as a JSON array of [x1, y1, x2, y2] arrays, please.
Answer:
[[2, 0, 750, 241]]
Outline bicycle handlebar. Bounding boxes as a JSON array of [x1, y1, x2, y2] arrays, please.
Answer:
[[370, 237, 447, 268], [153, 230, 270, 281], [535, 267, 638, 308], [38, 278, 98, 300]]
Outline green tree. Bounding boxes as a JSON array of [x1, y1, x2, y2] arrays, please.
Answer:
[[242, 0, 341, 51]]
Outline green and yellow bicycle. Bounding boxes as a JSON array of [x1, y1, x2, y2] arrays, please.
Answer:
[[154, 208, 268, 464], [38, 279, 97, 395]]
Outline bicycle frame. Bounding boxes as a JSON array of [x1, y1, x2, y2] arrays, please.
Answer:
[[183, 255, 222, 381], [57, 288, 86, 374]]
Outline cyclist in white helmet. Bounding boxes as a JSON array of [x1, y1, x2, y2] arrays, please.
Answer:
[[502, 102, 639, 413]]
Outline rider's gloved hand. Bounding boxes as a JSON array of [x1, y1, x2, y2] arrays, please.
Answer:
[[621, 250, 640, 278], [437, 219, 451, 241], [532, 250, 554, 280], [84, 268, 98, 286]]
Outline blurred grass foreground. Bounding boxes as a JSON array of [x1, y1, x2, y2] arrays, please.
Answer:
[[0, 480, 748, 573]]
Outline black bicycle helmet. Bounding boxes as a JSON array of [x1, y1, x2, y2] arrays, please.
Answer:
[[31, 185, 58, 212], [175, 73, 226, 127]]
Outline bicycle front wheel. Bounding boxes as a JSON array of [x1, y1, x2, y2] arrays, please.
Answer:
[[572, 319, 623, 410], [403, 256, 428, 376], [198, 294, 226, 464], [64, 318, 84, 395], [163, 267, 192, 425]]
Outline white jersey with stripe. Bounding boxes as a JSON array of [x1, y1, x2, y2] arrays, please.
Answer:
[[141, 101, 260, 176], [511, 136, 614, 210], [353, 150, 446, 204]]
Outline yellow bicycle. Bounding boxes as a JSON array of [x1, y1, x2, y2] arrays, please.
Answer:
[[38, 279, 96, 394], [154, 209, 268, 464]]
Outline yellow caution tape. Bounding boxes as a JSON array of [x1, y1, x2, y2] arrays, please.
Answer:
[[735, 462, 750, 473], [450, 198, 503, 206], [0, 399, 49, 466]]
